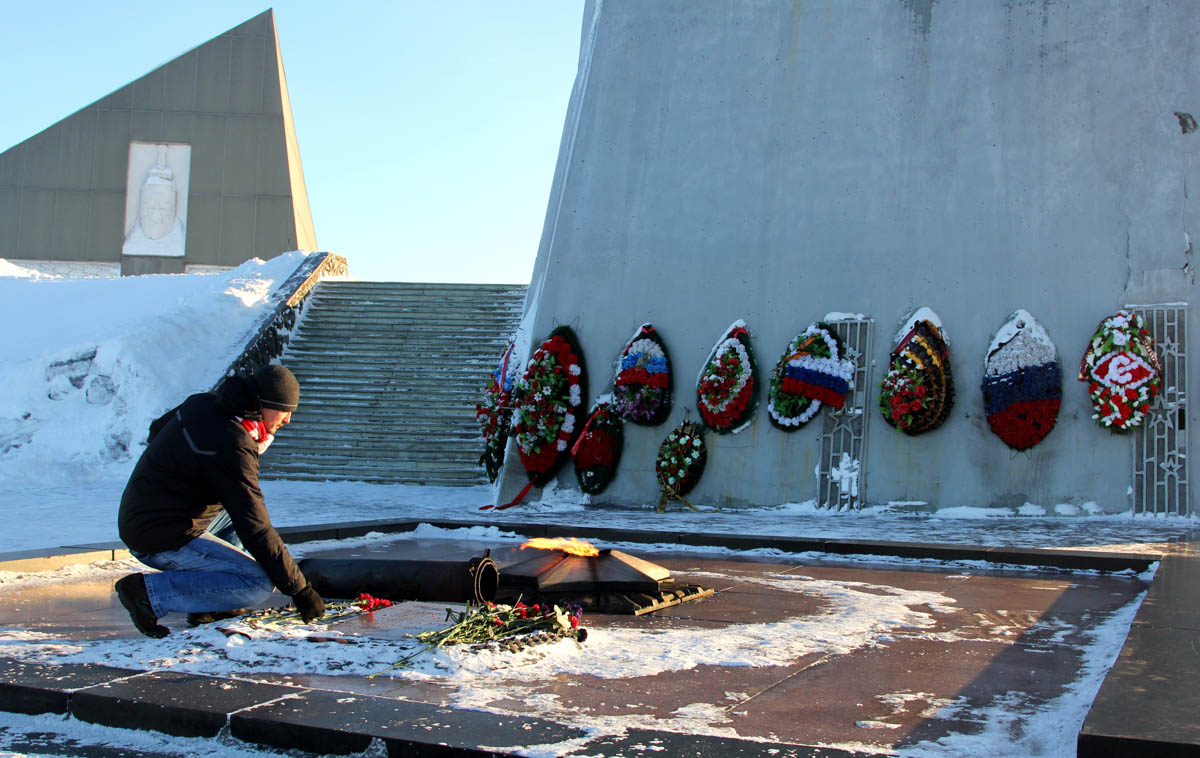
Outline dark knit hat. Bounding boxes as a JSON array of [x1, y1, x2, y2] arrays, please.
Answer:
[[252, 365, 299, 412]]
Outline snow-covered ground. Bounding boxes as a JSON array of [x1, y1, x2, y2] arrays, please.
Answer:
[[0, 257, 1194, 757]]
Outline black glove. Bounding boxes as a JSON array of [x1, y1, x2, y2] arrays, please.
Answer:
[[292, 584, 325, 623]]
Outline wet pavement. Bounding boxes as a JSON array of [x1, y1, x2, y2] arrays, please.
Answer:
[[1, 522, 1188, 757]]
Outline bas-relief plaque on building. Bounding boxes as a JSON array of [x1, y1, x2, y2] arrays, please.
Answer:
[[122, 142, 191, 257]]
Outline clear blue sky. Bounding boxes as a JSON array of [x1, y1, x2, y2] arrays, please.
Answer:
[[0, 2, 585, 283]]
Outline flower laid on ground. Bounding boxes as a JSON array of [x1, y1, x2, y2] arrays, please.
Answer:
[[982, 310, 1062, 450], [216, 592, 393, 634], [572, 399, 624, 495], [511, 326, 588, 485], [355, 593, 393, 612], [768, 323, 855, 431], [371, 600, 586, 677], [475, 341, 518, 482], [697, 321, 758, 433], [655, 420, 707, 512], [613, 323, 672, 425], [1078, 309, 1161, 431], [880, 309, 954, 436]]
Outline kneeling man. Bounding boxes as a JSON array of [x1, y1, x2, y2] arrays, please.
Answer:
[[115, 364, 324, 637]]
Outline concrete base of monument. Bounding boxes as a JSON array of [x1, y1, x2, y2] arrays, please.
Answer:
[[0, 524, 1194, 757]]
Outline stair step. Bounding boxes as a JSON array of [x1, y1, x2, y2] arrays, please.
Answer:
[[259, 280, 525, 485], [261, 471, 487, 485], [285, 338, 513, 352], [262, 459, 487, 476], [278, 433, 481, 445], [302, 302, 522, 315], [268, 447, 482, 462]]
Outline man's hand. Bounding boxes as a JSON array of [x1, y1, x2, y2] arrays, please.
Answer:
[[292, 584, 325, 623]]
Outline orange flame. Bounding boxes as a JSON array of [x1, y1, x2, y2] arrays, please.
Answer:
[[520, 537, 600, 557]]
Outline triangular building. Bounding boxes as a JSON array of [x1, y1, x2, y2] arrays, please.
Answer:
[[0, 9, 315, 275]]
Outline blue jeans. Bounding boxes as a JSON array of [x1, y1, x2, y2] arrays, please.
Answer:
[[133, 532, 275, 617]]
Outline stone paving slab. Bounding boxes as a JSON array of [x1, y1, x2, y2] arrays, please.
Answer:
[[231, 687, 589, 756], [0, 546, 130, 573], [0, 658, 139, 715], [1079, 625, 1200, 757], [1126, 555, 1200, 631], [70, 670, 302, 739], [563, 729, 884, 757], [1079, 553, 1200, 756]]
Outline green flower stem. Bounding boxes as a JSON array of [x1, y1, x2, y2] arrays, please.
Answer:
[[370, 602, 581, 678]]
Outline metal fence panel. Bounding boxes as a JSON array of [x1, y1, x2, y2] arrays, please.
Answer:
[[818, 319, 873, 510], [1130, 305, 1190, 515]]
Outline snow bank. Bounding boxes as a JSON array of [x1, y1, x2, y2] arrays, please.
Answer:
[[0, 252, 310, 486]]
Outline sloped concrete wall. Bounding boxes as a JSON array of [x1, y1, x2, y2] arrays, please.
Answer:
[[500, 0, 1198, 512]]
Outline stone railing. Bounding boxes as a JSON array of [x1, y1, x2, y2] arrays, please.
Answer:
[[215, 252, 349, 386]]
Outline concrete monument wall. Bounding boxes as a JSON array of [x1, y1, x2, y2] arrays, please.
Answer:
[[499, 1, 1198, 513], [0, 10, 316, 276]]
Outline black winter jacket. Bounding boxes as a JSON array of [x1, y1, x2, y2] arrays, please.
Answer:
[[117, 376, 306, 596]]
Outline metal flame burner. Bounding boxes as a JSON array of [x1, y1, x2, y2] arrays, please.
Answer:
[[496, 548, 712, 616]]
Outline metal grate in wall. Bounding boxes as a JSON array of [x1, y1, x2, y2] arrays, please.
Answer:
[[1130, 305, 1190, 515], [817, 319, 874, 510]]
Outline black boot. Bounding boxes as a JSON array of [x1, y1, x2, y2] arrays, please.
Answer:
[[186, 609, 249, 627], [115, 574, 169, 639]]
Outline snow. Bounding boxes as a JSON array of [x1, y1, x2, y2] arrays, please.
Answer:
[[985, 309, 1056, 371], [895, 306, 945, 344], [831, 453, 860, 501], [0, 259, 44, 278], [0, 252, 309, 487], [0, 709, 299, 757]]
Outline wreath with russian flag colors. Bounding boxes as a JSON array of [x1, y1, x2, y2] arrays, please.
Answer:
[[613, 323, 672, 425], [697, 321, 758, 433], [572, 399, 623, 495], [880, 309, 954, 435], [655, 420, 707, 512], [982, 310, 1061, 450], [511, 326, 587, 486], [768, 323, 855, 431], [1079, 309, 1161, 431], [475, 341, 518, 482]]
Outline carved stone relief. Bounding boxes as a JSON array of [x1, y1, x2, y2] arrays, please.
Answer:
[[122, 142, 191, 257]]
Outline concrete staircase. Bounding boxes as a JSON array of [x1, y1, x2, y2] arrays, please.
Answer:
[[259, 281, 526, 485]]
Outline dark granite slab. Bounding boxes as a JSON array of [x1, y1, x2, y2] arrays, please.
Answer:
[[276, 524, 341, 542], [0, 547, 128, 573], [1080, 609, 1200, 753], [543, 523, 676, 546], [59, 541, 126, 552], [230, 687, 587, 756], [984, 546, 1157, 572], [1130, 555, 1200, 631], [283, 519, 1162, 574], [824, 539, 991, 562], [0, 725, 209, 758], [70, 670, 302, 738], [0, 658, 138, 715], [676, 532, 828, 553], [561, 728, 885, 757], [289, 519, 423, 543]]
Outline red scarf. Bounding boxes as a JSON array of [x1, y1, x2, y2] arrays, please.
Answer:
[[237, 417, 273, 454]]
